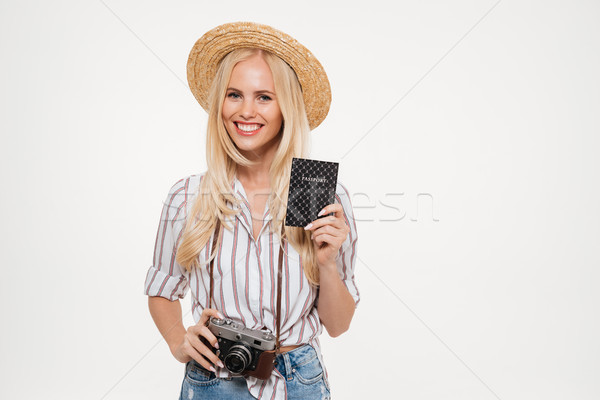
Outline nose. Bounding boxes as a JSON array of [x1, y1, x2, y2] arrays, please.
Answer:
[[239, 99, 256, 119]]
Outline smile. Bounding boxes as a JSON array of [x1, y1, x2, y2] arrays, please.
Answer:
[[235, 122, 263, 136]]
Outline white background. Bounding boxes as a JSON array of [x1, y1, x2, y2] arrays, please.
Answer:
[[1, 0, 599, 399]]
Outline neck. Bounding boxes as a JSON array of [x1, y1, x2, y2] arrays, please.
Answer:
[[236, 163, 271, 188], [236, 155, 273, 189], [235, 139, 279, 189]]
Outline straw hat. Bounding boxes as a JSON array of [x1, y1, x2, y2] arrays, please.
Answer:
[[187, 21, 331, 130]]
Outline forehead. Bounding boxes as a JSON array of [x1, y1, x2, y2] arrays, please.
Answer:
[[228, 54, 275, 90]]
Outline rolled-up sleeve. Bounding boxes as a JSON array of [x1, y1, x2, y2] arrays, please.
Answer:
[[334, 182, 360, 307], [143, 178, 192, 301]]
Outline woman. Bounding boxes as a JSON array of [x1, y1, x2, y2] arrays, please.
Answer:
[[144, 22, 359, 400]]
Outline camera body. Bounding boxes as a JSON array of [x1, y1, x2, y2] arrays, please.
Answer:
[[203, 317, 277, 379]]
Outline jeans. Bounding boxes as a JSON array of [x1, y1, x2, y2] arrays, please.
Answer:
[[179, 343, 331, 399]]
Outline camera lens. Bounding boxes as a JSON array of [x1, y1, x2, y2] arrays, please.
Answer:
[[224, 344, 252, 374]]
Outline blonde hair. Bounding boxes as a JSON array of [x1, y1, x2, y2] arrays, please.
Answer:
[[176, 48, 320, 286]]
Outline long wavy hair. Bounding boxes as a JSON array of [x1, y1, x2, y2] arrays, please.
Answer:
[[176, 48, 320, 286]]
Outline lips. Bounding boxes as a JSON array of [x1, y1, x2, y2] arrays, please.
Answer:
[[234, 122, 263, 136]]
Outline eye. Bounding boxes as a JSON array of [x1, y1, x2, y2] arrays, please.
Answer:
[[258, 94, 272, 101], [227, 92, 241, 99]]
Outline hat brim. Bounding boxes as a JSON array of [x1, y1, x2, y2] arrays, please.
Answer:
[[187, 22, 331, 131]]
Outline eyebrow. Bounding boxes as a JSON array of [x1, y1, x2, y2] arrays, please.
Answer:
[[227, 87, 276, 96]]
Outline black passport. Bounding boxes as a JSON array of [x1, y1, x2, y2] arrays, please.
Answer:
[[284, 157, 339, 227]]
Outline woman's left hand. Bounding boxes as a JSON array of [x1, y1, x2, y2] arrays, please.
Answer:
[[304, 203, 349, 268]]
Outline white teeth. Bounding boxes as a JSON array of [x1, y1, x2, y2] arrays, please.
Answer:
[[236, 123, 261, 132]]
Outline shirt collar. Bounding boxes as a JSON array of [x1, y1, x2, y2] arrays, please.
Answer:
[[231, 175, 272, 224]]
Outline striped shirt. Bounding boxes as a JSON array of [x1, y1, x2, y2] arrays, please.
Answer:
[[144, 172, 359, 400]]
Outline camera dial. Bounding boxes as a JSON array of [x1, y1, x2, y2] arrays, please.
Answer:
[[230, 321, 243, 330]]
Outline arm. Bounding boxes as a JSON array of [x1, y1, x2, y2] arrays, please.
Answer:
[[315, 261, 356, 337], [147, 296, 187, 358], [306, 197, 360, 337], [144, 177, 222, 369], [148, 296, 224, 370]]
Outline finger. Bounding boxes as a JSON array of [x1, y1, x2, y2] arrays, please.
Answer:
[[199, 308, 225, 324], [180, 335, 217, 372], [312, 227, 344, 242], [304, 204, 342, 230], [305, 212, 347, 231], [312, 224, 348, 242], [189, 323, 220, 349], [195, 324, 220, 350], [311, 224, 334, 236], [312, 232, 339, 247], [318, 204, 344, 219], [304, 215, 334, 231], [187, 343, 218, 372], [190, 328, 224, 368]]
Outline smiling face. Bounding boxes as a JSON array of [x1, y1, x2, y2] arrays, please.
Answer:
[[221, 53, 284, 161]]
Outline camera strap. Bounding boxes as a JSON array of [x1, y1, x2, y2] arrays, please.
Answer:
[[207, 218, 284, 353]]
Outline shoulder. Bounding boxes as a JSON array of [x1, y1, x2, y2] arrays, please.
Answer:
[[163, 172, 205, 217], [334, 180, 357, 222], [166, 172, 206, 197], [335, 181, 352, 202], [334, 180, 353, 211], [334, 180, 358, 246]]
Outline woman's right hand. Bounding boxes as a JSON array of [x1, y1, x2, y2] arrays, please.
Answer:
[[171, 308, 225, 371]]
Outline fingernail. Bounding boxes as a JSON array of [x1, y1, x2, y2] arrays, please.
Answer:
[[218, 360, 224, 368], [214, 341, 219, 349], [217, 312, 224, 319], [318, 209, 326, 217], [304, 223, 313, 230], [209, 366, 216, 372]]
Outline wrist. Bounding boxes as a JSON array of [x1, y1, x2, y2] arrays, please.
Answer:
[[170, 338, 191, 363], [168, 331, 186, 355], [318, 260, 337, 274]]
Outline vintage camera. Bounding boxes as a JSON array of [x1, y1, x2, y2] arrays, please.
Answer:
[[202, 317, 277, 379]]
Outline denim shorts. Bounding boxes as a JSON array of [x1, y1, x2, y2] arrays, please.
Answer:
[[179, 343, 331, 399]]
